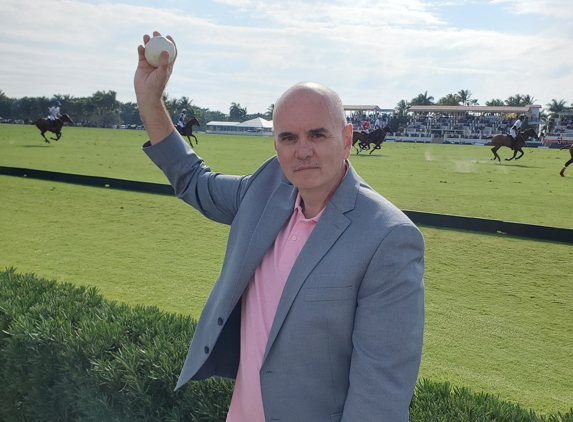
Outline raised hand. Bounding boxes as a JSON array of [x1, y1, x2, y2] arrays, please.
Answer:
[[134, 31, 179, 144]]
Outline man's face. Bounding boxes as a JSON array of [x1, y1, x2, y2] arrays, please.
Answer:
[[273, 89, 352, 197]]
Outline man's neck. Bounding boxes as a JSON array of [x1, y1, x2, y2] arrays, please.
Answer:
[[299, 161, 348, 219]]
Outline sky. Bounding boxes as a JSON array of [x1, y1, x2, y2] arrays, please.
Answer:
[[1, 0, 572, 115]]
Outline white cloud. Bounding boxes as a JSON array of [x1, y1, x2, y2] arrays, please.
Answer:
[[0, 0, 571, 113], [490, 0, 573, 19]]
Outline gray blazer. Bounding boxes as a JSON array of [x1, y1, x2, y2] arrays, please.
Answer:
[[144, 132, 425, 422]]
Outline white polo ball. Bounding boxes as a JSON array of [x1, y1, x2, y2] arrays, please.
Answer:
[[144, 36, 176, 67]]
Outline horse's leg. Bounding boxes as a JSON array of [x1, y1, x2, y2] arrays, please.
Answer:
[[191, 134, 198, 145], [491, 146, 500, 162], [55, 132, 62, 141], [516, 149, 524, 160], [561, 156, 573, 176], [185, 136, 193, 147], [41, 131, 50, 143], [505, 147, 517, 161]]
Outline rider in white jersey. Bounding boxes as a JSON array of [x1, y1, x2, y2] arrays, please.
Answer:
[[48, 101, 61, 121], [509, 115, 524, 151], [178, 109, 187, 129]]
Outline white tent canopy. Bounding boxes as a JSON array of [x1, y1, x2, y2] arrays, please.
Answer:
[[206, 117, 273, 136], [237, 117, 273, 129]]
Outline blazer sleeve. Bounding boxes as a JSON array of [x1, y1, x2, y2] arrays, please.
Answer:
[[342, 223, 425, 422], [143, 130, 250, 225]]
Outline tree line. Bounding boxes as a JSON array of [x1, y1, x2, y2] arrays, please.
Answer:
[[394, 90, 571, 128], [0, 89, 274, 128], [1, 87, 570, 129]]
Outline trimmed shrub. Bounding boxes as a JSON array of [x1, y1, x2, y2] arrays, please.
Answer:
[[0, 268, 232, 422]]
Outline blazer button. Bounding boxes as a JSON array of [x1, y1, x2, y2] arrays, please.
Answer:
[[217, 317, 224, 326], [204, 346, 209, 354]]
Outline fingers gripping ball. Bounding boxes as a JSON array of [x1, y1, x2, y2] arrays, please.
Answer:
[[144, 36, 176, 67]]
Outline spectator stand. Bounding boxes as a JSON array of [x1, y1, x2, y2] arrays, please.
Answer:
[[543, 109, 573, 148], [343, 105, 394, 133], [394, 105, 544, 145]]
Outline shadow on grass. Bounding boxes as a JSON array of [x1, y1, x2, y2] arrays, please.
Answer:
[[352, 153, 388, 158], [491, 161, 542, 168], [19, 145, 53, 148]]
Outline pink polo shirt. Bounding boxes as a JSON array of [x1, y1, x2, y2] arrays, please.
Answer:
[[226, 193, 324, 422]]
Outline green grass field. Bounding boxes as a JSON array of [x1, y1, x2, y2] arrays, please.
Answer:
[[1, 124, 572, 414], [1, 124, 571, 228]]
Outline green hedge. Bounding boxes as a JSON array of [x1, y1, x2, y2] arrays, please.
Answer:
[[0, 268, 232, 421], [1, 268, 571, 421]]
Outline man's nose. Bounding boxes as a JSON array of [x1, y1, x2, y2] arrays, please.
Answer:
[[295, 136, 312, 158]]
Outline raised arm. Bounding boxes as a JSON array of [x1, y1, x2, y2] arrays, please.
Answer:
[[134, 31, 177, 144]]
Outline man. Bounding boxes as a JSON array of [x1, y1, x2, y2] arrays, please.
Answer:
[[178, 109, 187, 129], [509, 115, 525, 151], [135, 32, 424, 421], [374, 116, 382, 130], [48, 100, 61, 130]]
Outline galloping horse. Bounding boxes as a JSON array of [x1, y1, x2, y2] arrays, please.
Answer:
[[559, 144, 573, 176], [490, 127, 539, 162], [176, 117, 200, 146], [352, 126, 392, 155], [35, 114, 74, 143]]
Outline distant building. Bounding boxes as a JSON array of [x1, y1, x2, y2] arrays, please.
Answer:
[[205, 117, 273, 136]]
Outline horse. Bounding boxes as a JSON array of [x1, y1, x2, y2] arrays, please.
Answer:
[[176, 117, 200, 146], [35, 114, 74, 143], [559, 144, 573, 177], [490, 127, 539, 162], [352, 126, 392, 155]]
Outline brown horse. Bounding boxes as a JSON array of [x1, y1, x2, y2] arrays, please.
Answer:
[[176, 117, 200, 146], [35, 114, 74, 143], [559, 144, 573, 176], [490, 127, 539, 162], [352, 126, 392, 155]]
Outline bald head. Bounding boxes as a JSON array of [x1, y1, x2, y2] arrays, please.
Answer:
[[273, 82, 347, 131]]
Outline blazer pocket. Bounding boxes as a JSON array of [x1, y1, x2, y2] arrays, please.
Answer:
[[305, 286, 353, 302]]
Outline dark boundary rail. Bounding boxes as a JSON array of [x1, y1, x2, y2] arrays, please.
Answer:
[[2, 166, 572, 245]]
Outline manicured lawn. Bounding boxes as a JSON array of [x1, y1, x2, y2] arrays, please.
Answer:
[[1, 124, 571, 228]]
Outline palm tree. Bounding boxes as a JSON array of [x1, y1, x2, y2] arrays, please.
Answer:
[[545, 99, 569, 130], [229, 102, 247, 121], [178, 97, 194, 115], [485, 99, 504, 106], [436, 93, 461, 106], [410, 91, 434, 106], [395, 99, 409, 117], [505, 94, 523, 107], [457, 90, 473, 106], [546, 99, 568, 115], [267, 103, 275, 120], [521, 94, 536, 105]]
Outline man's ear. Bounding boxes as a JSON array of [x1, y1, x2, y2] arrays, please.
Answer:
[[343, 123, 352, 158], [344, 124, 352, 148]]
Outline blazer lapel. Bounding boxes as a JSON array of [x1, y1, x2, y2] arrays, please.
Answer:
[[229, 182, 297, 308], [263, 164, 360, 361]]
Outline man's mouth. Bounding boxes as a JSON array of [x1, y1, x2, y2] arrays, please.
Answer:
[[292, 162, 320, 171]]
